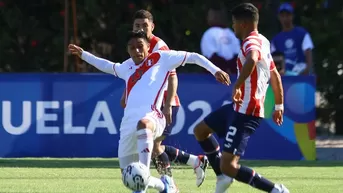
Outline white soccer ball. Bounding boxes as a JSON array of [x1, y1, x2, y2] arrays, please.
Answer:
[[122, 162, 150, 191]]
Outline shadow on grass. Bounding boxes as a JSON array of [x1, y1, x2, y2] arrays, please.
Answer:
[[0, 158, 342, 168]]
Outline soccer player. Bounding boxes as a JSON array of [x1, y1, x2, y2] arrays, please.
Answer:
[[122, 10, 209, 187], [193, 3, 289, 193], [68, 31, 230, 193]]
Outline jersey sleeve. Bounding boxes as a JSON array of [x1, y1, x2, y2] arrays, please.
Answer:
[[302, 33, 314, 51], [243, 38, 262, 59], [160, 50, 220, 75], [160, 50, 188, 71], [81, 51, 126, 79]]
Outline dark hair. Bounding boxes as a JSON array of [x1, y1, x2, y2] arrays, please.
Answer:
[[133, 9, 153, 22], [272, 51, 285, 57], [126, 30, 149, 43], [232, 3, 259, 23]]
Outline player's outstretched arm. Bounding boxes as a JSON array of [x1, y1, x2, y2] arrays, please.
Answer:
[[270, 68, 284, 125], [68, 44, 116, 75], [174, 52, 230, 85]]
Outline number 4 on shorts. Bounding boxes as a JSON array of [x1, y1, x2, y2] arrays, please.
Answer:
[[224, 126, 237, 149]]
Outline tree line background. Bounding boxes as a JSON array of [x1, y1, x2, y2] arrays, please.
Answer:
[[1, 0, 343, 135]]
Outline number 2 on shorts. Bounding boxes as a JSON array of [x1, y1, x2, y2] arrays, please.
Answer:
[[224, 126, 237, 148]]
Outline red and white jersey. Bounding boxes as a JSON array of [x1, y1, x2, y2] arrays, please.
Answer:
[[234, 31, 276, 118], [149, 35, 180, 106], [114, 50, 187, 124]]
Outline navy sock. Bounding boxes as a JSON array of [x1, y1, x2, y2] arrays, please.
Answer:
[[198, 135, 222, 176], [164, 145, 190, 164], [152, 152, 172, 177], [235, 165, 275, 192]]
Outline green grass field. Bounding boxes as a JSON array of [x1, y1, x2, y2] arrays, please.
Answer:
[[0, 158, 342, 193]]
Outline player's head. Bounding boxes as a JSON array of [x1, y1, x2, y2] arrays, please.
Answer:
[[231, 3, 259, 40], [126, 30, 150, 64], [133, 10, 154, 40], [207, 5, 228, 27], [278, 3, 294, 29]]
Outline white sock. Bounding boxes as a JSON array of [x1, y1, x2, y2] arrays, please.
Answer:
[[187, 154, 199, 168], [137, 129, 154, 168], [148, 176, 165, 192], [215, 174, 234, 193]]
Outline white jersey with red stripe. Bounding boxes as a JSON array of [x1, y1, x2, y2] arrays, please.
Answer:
[[149, 35, 180, 106], [115, 50, 189, 132], [235, 31, 276, 118], [81, 50, 220, 135]]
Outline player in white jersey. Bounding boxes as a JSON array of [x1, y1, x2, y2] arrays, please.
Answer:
[[68, 30, 230, 193], [193, 3, 289, 193], [123, 10, 209, 189]]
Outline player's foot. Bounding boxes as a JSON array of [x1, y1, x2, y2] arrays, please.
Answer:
[[215, 174, 233, 193], [170, 177, 180, 193], [133, 191, 145, 193], [160, 175, 179, 193], [194, 155, 209, 187], [271, 184, 290, 193]]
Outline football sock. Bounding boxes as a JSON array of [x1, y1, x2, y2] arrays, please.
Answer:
[[215, 174, 234, 193], [152, 152, 173, 177], [148, 176, 165, 192], [136, 129, 154, 168], [164, 145, 199, 168], [198, 135, 222, 176], [235, 165, 275, 192]]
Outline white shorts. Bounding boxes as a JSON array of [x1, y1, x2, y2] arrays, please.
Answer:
[[118, 111, 166, 169]]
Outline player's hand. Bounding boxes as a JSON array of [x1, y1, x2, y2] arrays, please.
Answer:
[[68, 44, 83, 58], [232, 88, 243, 106], [215, 71, 230, 85], [273, 110, 283, 126], [162, 105, 173, 126]]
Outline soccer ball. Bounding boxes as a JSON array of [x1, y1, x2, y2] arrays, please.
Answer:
[[122, 162, 150, 191]]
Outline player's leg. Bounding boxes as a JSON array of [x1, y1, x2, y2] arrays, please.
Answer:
[[155, 106, 208, 187], [118, 131, 165, 193], [163, 106, 206, 168], [137, 112, 178, 193], [151, 105, 177, 177], [220, 113, 289, 193], [193, 104, 234, 192], [163, 144, 209, 187], [152, 135, 173, 177]]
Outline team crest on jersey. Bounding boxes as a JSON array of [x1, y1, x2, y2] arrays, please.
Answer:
[[285, 39, 294, 48]]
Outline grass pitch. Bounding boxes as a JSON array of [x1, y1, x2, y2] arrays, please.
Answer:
[[0, 158, 342, 193]]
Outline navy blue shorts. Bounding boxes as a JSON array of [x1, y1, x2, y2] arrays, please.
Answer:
[[223, 112, 261, 156], [204, 103, 261, 156], [161, 106, 180, 136], [204, 104, 235, 138]]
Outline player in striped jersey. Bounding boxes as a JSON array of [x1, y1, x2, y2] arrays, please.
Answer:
[[194, 3, 289, 193], [120, 10, 209, 188]]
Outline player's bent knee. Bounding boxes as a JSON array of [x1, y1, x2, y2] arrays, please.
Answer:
[[194, 121, 213, 141], [137, 119, 154, 131]]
